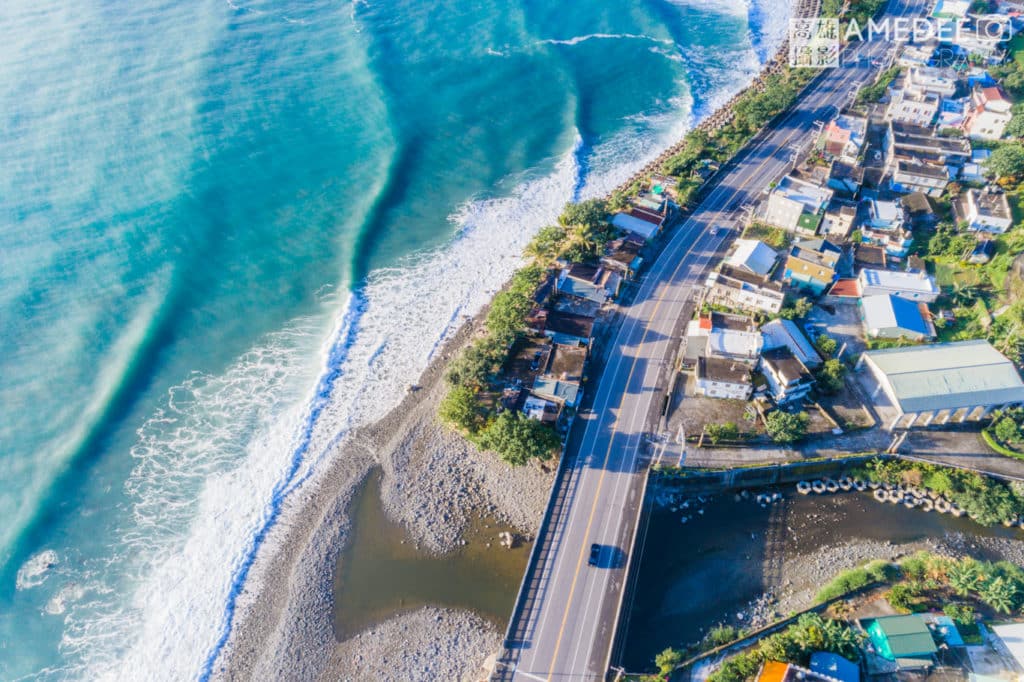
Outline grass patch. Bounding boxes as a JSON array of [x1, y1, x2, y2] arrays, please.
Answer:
[[982, 429, 1024, 461], [742, 222, 790, 249], [815, 560, 897, 603]]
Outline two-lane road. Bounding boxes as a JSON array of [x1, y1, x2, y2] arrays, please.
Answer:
[[497, 3, 927, 679]]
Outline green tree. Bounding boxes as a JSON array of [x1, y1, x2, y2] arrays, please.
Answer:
[[445, 337, 505, 388], [706, 421, 740, 445], [485, 289, 533, 344], [986, 143, 1024, 179], [780, 296, 813, 320], [995, 415, 1021, 444], [438, 385, 481, 432], [559, 199, 608, 230], [816, 358, 847, 395], [478, 410, 561, 466], [654, 647, 684, 676], [816, 334, 838, 357], [765, 410, 810, 444]]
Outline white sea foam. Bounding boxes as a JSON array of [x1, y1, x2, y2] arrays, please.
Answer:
[[54, 6, 790, 679], [16, 550, 59, 591]]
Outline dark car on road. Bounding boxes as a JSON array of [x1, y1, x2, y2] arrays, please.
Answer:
[[588, 543, 601, 566]]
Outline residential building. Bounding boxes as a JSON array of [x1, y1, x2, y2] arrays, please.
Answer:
[[760, 347, 815, 404], [906, 66, 958, 98], [611, 206, 665, 240], [757, 661, 849, 682], [531, 343, 587, 408], [884, 120, 970, 195], [703, 265, 785, 315], [763, 175, 833, 234], [903, 192, 938, 228], [885, 121, 972, 166], [827, 161, 865, 197], [860, 294, 935, 340], [857, 268, 940, 302], [555, 263, 621, 305], [820, 199, 858, 239], [521, 394, 560, 425], [853, 243, 888, 271], [953, 186, 1013, 233], [886, 87, 940, 127], [526, 308, 595, 347], [784, 238, 843, 293], [857, 339, 1024, 428], [761, 318, 822, 368], [890, 158, 951, 196], [727, 239, 778, 275], [898, 41, 939, 68], [809, 653, 860, 682], [963, 85, 1013, 140], [600, 236, 644, 278], [955, 14, 1011, 62], [861, 198, 913, 259], [685, 312, 763, 364], [695, 356, 753, 400], [821, 114, 867, 162]]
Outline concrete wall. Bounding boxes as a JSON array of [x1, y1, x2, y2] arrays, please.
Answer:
[[653, 455, 877, 494]]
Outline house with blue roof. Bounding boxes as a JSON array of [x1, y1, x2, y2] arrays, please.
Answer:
[[860, 294, 935, 341], [809, 652, 859, 682]]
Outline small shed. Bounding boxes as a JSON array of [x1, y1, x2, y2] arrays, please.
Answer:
[[864, 615, 937, 668]]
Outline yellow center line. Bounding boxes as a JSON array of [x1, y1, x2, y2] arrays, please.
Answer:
[[539, 58, 870, 679]]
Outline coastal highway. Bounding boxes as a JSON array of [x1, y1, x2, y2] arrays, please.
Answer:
[[494, 1, 928, 679]]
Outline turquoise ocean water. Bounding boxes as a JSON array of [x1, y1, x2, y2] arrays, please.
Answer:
[[0, 0, 787, 678]]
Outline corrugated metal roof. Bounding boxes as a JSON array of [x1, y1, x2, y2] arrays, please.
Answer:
[[861, 294, 930, 338], [863, 340, 1024, 413]]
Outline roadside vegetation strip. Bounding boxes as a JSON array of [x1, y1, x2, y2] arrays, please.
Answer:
[[982, 429, 1024, 461]]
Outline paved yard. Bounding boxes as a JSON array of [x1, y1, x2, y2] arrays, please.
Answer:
[[805, 301, 866, 358]]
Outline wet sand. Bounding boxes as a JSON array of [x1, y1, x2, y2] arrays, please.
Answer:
[[621, 488, 1024, 671]]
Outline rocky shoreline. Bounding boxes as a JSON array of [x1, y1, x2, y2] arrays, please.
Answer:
[[215, 3, 813, 678], [214, 308, 554, 682]]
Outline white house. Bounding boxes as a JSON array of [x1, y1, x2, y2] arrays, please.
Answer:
[[762, 175, 833, 234], [695, 356, 753, 400], [703, 266, 785, 315], [954, 186, 1013, 234], [857, 268, 940, 303], [727, 239, 778, 276], [760, 347, 815, 404], [963, 85, 1013, 141]]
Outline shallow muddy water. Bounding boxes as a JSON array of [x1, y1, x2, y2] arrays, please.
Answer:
[[332, 472, 532, 641], [620, 487, 1021, 670]]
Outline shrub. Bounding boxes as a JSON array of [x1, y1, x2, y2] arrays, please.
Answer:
[[816, 358, 847, 395], [765, 410, 809, 444], [706, 421, 740, 445]]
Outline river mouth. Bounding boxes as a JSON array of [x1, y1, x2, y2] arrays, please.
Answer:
[[332, 470, 532, 641], [620, 486, 1023, 671]]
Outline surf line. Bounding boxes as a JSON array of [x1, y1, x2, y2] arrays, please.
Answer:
[[197, 290, 367, 681]]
